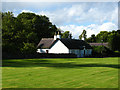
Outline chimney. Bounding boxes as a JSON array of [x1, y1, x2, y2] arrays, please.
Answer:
[[82, 37, 84, 40], [57, 31, 61, 39], [54, 32, 57, 40]]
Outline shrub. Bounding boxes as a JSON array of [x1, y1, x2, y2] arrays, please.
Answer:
[[20, 43, 36, 54], [92, 46, 113, 57]]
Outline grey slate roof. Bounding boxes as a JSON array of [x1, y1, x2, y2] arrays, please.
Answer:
[[59, 38, 92, 49], [37, 38, 55, 49], [89, 43, 108, 47], [37, 38, 92, 49]]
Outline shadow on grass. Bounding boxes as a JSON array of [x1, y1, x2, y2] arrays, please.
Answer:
[[2, 59, 120, 69]]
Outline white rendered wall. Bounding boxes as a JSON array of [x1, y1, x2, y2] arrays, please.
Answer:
[[49, 40, 69, 53], [37, 49, 49, 53]]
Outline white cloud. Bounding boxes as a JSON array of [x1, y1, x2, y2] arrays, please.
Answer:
[[21, 10, 34, 13], [60, 22, 118, 39], [34, 3, 118, 26], [99, 22, 118, 31], [5, 2, 118, 26], [75, 5, 118, 24], [2, 0, 119, 2], [11, 2, 118, 39]]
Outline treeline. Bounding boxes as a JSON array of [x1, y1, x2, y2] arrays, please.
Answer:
[[2, 11, 57, 55], [86, 30, 120, 51], [1, 11, 120, 58]]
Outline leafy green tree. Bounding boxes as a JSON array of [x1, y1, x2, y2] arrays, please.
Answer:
[[92, 46, 113, 57], [86, 37, 92, 42], [2, 11, 57, 56], [26, 32, 38, 43], [79, 34, 82, 40], [91, 34, 96, 42], [79, 30, 87, 41], [86, 30, 120, 52], [96, 31, 109, 42], [20, 43, 36, 54], [108, 32, 120, 51], [2, 11, 23, 54], [62, 31, 72, 38], [86, 34, 96, 43], [17, 12, 57, 41]]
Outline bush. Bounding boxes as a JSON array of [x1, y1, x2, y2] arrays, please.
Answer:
[[114, 51, 120, 57], [92, 46, 113, 57], [20, 43, 36, 54], [2, 43, 20, 54]]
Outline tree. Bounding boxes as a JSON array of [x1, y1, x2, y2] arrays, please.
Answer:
[[17, 12, 57, 42], [2, 11, 58, 56], [92, 46, 113, 57], [91, 34, 96, 42], [86, 37, 92, 42], [86, 34, 96, 43], [85, 29, 120, 52], [20, 43, 36, 54], [79, 30, 87, 41], [2, 11, 23, 54], [62, 31, 72, 38], [108, 32, 120, 51], [96, 31, 109, 42]]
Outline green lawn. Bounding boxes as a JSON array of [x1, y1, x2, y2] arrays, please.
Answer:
[[2, 57, 119, 88]]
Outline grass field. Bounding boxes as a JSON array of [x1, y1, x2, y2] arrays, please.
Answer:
[[2, 57, 119, 88]]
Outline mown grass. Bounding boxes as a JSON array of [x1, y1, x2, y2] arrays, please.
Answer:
[[2, 57, 119, 88]]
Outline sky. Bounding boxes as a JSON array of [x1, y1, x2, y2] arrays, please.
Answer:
[[1, 1, 119, 39]]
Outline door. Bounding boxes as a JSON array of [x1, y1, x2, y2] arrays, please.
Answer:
[[46, 50, 49, 53]]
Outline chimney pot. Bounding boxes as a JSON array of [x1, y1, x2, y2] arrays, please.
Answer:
[[54, 32, 57, 40], [57, 31, 61, 39]]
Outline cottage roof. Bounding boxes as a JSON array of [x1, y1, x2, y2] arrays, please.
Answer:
[[59, 38, 92, 49], [37, 38, 55, 49], [37, 38, 92, 49]]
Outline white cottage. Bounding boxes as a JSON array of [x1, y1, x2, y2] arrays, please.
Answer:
[[37, 32, 92, 57]]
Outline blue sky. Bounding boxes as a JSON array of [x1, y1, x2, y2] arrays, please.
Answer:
[[2, 1, 118, 38]]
